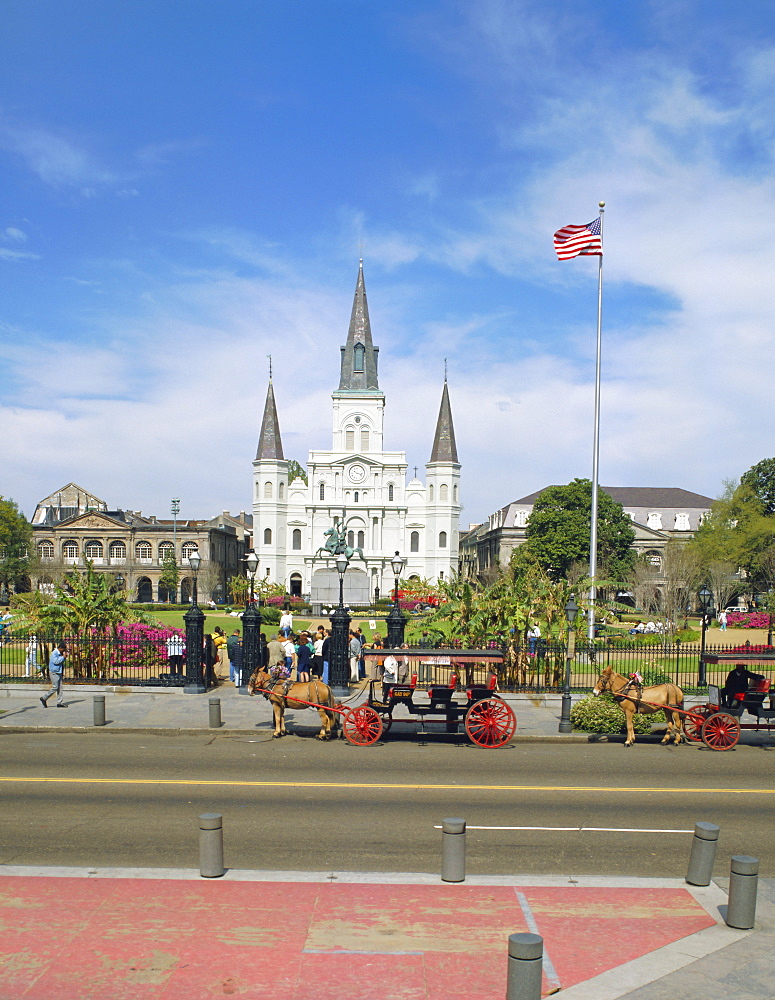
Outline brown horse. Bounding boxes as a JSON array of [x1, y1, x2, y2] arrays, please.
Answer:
[[248, 668, 339, 740], [592, 667, 685, 747]]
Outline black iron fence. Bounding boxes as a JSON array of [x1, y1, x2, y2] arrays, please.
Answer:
[[0, 633, 765, 692]]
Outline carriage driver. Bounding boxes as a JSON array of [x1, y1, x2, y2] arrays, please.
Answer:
[[722, 663, 765, 708]]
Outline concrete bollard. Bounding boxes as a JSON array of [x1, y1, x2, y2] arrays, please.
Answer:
[[199, 813, 225, 878], [92, 694, 106, 727], [726, 855, 758, 929], [686, 821, 720, 886], [506, 932, 543, 1000], [441, 817, 466, 882], [208, 696, 222, 728]]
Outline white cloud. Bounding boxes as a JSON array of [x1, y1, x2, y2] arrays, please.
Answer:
[[0, 247, 39, 262], [4, 226, 27, 242]]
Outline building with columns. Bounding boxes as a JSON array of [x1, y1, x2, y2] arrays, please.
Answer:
[[252, 262, 462, 602]]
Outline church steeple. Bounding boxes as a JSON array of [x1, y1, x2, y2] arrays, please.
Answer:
[[429, 379, 459, 464], [255, 379, 284, 460], [338, 260, 380, 392]]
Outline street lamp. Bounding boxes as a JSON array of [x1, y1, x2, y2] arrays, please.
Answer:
[[387, 551, 407, 648], [114, 573, 124, 594], [328, 551, 352, 694], [698, 586, 713, 686], [183, 548, 205, 694], [241, 550, 261, 692], [558, 594, 578, 733]]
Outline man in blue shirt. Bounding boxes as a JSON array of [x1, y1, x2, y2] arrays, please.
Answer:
[[40, 642, 67, 708]]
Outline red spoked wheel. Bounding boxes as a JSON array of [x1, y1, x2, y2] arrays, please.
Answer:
[[465, 698, 517, 748], [342, 706, 383, 746], [684, 707, 713, 743], [701, 712, 741, 751]]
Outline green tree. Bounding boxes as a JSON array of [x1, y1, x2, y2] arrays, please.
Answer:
[[0, 496, 32, 597], [158, 550, 179, 602], [287, 459, 308, 485], [523, 479, 636, 581], [741, 458, 775, 516]]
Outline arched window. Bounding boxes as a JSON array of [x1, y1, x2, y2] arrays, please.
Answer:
[[264, 481, 273, 499], [347, 531, 354, 547], [292, 529, 302, 550], [361, 427, 369, 452], [353, 343, 365, 372], [264, 528, 272, 545], [345, 428, 355, 450], [62, 539, 79, 559], [440, 484, 448, 501], [429, 484, 434, 502], [319, 482, 325, 500], [439, 531, 447, 548], [388, 484, 394, 502], [85, 539, 103, 561], [136, 541, 152, 562], [357, 530, 365, 549], [647, 551, 662, 571], [255, 482, 260, 497], [109, 540, 126, 562], [453, 484, 458, 503], [410, 531, 419, 553], [38, 540, 54, 559], [354, 491, 359, 503], [181, 541, 198, 560], [279, 482, 285, 499], [159, 541, 174, 560]]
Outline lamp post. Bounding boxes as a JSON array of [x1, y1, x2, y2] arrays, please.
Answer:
[[558, 594, 578, 733], [386, 551, 407, 648], [184, 549, 205, 693], [698, 586, 713, 687], [114, 573, 124, 594], [171, 498, 180, 602], [241, 551, 261, 691], [328, 551, 352, 694]]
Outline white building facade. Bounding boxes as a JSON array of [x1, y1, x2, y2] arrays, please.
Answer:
[[252, 263, 461, 602]]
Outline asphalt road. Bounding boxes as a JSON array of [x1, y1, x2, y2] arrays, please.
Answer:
[[1, 730, 773, 878]]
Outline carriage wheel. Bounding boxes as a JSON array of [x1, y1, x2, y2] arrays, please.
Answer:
[[342, 706, 383, 746], [684, 708, 713, 743], [465, 698, 517, 748], [379, 714, 392, 735], [701, 712, 740, 751]]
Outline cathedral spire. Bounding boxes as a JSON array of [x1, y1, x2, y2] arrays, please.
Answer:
[[255, 379, 284, 460], [429, 378, 459, 463], [338, 260, 380, 392]]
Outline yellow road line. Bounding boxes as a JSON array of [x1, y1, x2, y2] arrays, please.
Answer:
[[0, 776, 773, 794]]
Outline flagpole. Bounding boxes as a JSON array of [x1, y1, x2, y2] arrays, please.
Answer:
[[588, 201, 605, 642]]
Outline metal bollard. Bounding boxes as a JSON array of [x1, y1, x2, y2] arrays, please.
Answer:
[[92, 694, 106, 727], [686, 821, 720, 886], [209, 696, 222, 728], [506, 932, 543, 1000], [726, 855, 758, 929], [441, 817, 466, 882], [199, 813, 225, 878]]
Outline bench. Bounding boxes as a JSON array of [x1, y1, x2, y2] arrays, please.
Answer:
[[427, 673, 459, 703]]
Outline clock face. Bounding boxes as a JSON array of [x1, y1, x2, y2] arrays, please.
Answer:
[[349, 463, 366, 483]]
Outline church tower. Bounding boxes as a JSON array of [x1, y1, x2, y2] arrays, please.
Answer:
[[251, 262, 462, 600]]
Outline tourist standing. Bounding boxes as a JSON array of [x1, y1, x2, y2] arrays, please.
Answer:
[[166, 632, 184, 675], [227, 629, 242, 683], [40, 642, 67, 708], [349, 631, 361, 683], [25, 635, 39, 677], [213, 627, 228, 678], [280, 608, 293, 638]]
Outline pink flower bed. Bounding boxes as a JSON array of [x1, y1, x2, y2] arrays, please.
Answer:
[[727, 612, 772, 629]]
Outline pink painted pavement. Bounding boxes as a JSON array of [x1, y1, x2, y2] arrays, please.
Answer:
[[0, 876, 716, 999]]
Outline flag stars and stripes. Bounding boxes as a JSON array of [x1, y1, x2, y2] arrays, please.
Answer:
[[554, 216, 603, 260]]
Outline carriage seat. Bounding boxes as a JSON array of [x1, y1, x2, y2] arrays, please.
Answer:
[[386, 673, 418, 701], [739, 679, 771, 718], [466, 673, 498, 699], [428, 673, 458, 702]]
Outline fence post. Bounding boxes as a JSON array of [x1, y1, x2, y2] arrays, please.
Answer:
[[92, 694, 106, 727], [199, 813, 225, 877], [726, 855, 758, 929], [208, 696, 222, 728], [506, 932, 543, 1000], [686, 821, 719, 886], [441, 817, 466, 882]]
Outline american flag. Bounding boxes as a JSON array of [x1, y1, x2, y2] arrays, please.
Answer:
[[553, 217, 603, 260]]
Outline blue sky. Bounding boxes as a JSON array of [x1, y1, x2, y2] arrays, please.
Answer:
[[2, 0, 775, 530]]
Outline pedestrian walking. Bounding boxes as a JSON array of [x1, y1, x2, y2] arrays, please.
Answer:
[[40, 642, 67, 708], [718, 610, 727, 631]]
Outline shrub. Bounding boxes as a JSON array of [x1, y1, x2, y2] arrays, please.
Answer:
[[570, 693, 661, 734], [260, 607, 281, 625], [674, 628, 700, 642], [727, 612, 770, 629]]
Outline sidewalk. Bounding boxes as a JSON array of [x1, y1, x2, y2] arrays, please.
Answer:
[[0, 864, 770, 1000]]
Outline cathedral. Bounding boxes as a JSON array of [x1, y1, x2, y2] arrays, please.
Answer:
[[252, 262, 462, 603]]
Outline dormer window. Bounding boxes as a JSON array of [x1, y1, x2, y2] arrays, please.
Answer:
[[647, 512, 662, 530], [674, 513, 690, 530], [353, 343, 365, 372]]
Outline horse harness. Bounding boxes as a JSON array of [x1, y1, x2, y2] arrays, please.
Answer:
[[602, 673, 681, 712]]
